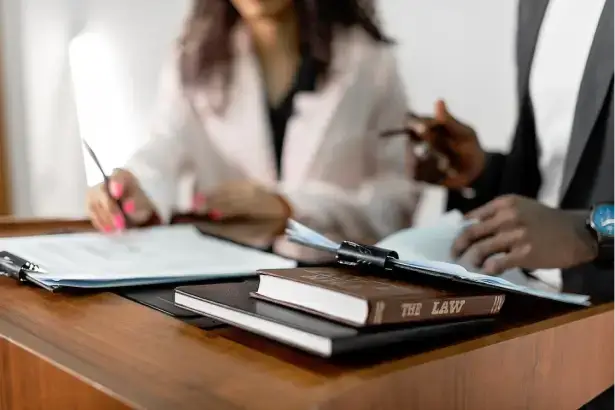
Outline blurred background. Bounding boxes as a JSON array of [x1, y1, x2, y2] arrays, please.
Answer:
[[0, 0, 517, 223]]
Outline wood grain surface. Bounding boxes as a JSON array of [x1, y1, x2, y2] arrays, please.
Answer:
[[0, 218, 612, 410]]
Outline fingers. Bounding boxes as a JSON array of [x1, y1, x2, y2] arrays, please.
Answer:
[[482, 244, 532, 275], [202, 181, 262, 221], [467, 196, 510, 221], [109, 169, 135, 194], [198, 185, 244, 221], [434, 99, 450, 123], [191, 193, 209, 215], [89, 199, 111, 233], [87, 187, 122, 232], [452, 207, 518, 257], [464, 229, 526, 269], [122, 193, 154, 225], [87, 172, 153, 233], [108, 169, 154, 226], [451, 195, 534, 273], [208, 190, 249, 220], [412, 153, 449, 185]]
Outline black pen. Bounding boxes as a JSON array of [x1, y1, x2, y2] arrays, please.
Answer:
[[379, 122, 476, 199], [82, 139, 132, 228]]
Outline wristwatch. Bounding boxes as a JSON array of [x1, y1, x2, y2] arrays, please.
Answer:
[[587, 203, 614, 264]]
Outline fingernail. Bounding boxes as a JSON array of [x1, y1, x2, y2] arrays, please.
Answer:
[[113, 214, 126, 230], [192, 193, 206, 209], [209, 210, 222, 220], [110, 181, 123, 199], [103, 225, 113, 233], [123, 199, 136, 214]]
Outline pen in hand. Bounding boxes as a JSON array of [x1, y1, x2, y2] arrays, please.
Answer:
[[82, 140, 133, 229], [380, 114, 476, 199]]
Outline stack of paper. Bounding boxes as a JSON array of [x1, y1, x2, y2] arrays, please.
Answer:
[[0, 225, 296, 288]]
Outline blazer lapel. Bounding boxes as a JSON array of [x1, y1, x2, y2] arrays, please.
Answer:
[[559, 0, 614, 199], [516, 0, 550, 98], [281, 30, 360, 184], [194, 27, 277, 185]]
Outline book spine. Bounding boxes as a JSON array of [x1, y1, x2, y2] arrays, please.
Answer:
[[367, 294, 506, 325]]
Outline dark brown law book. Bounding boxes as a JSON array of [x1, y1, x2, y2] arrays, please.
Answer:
[[252, 267, 506, 326]]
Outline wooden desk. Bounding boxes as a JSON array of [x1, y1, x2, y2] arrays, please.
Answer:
[[0, 218, 612, 410]]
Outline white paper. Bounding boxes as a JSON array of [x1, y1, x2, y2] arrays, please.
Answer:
[[375, 210, 470, 263], [0, 225, 296, 287]]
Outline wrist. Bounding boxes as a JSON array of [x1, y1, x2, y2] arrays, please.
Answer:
[[572, 211, 599, 264]]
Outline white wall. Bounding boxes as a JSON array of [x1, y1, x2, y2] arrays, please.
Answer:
[[379, 0, 518, 224], [1, 0, 518, 223], [1, 0, 30, 215], [71, 0, 190, 186], [0, 0, 189, 217]]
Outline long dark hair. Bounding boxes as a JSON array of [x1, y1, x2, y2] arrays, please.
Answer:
[[179, 0, 391, 91]]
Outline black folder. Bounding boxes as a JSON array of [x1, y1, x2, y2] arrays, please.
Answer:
[[175, 279, 496, 357]]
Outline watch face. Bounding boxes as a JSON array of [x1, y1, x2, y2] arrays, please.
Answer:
[[591, 204, 615, 237]]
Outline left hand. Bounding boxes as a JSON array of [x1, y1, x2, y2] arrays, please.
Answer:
[[452, 195, 598, 275], [194, 180, 291, 221]]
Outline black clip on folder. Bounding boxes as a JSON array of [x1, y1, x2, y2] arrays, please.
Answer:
[[336, 241, 399, 271], [0, 251, 56, 291], [334, 241, 515, 293], [334, 241, 503, 287]]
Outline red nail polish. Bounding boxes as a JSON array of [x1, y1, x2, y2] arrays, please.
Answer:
[[192, 193, 206, 209], [123, 199, 136, 214], [110, 181, 123, 199], [209, 210, 222, 220], [103, 225, 113, 233], [113, 214, 126, 230]]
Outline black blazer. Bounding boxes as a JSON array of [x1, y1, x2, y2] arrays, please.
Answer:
[[448, 0, 614, 303]]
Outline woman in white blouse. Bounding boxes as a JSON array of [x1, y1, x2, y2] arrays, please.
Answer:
[[87, 0, 421, 253]]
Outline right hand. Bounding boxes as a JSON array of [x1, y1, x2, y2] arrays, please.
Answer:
[[86, 169, 155, 232], [407, 100, 486, 189]]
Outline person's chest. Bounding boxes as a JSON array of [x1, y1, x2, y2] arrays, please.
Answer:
[[189, 53, 379, 189], [529, 0, 606, 207]]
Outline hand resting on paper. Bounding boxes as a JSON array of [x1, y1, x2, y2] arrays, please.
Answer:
[[192, 180, 292, 222], [452, 195, 598, 275], [87, 169, 155, 233]]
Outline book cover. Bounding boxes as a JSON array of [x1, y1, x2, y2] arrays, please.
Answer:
[[254, 267, 505, 326]]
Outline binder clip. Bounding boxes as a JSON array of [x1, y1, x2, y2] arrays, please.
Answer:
[[336, 241, 399, 271], [0, 252, 39, 283]]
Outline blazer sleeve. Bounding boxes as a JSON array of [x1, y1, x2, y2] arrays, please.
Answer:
[[446, 152, 507, 213], [123, 55, 197, 222], [279, 48, 422, 243]]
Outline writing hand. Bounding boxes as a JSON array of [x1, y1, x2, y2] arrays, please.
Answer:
[[452, 195, 597, 275], [86, 169, 155, 232]]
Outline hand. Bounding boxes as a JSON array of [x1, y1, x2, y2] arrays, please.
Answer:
[[452, 195, 598, 275], [86, 169, 155, 232], [407, 100, 486, 189], [193, 180, 292, 221]]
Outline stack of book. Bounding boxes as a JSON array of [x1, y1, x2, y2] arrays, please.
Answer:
[[174, 267, 505, 357], [173, 217, 589, 357]]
